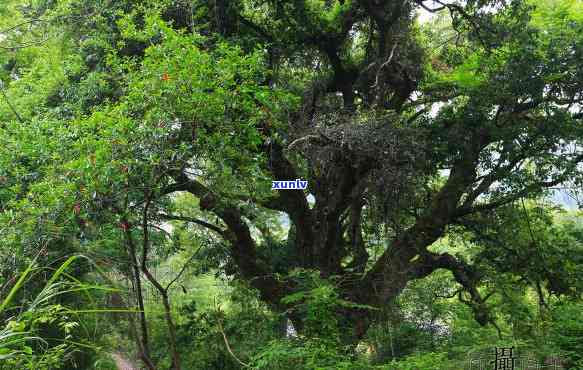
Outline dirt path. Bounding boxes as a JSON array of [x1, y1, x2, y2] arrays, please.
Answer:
[[111, 352, 138, 370]]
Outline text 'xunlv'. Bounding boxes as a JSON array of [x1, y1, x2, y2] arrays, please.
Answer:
[[272, 179, 308, 190]]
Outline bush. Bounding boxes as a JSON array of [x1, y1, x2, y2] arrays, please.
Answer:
[[249, 338, 374, 370], [548, 301, 583, 369], [382, 352, 449, 370]]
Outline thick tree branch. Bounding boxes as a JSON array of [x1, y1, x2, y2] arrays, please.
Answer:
[[346, 198, 369, 273], [419, 251, 490, 325], [265, 141, 316, 266], [360, 129, 489, 305], [167, 172, 287, 305]]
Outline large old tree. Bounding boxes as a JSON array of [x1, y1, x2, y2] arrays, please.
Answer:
[[1, 0, 582, 348]]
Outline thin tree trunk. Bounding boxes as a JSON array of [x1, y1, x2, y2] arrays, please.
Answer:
[[142, 267, 182, 370], [141, 196, 182, 370], [123, 221, 156, 370], [162, 293, 181, 370]]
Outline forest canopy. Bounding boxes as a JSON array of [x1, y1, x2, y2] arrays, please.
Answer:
[[0, 0, 582, 369]]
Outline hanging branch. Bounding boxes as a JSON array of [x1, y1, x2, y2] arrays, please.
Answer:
[[214, 302, 250, 368], [158, 213, 225, 237], [372, 42, 398, 89]]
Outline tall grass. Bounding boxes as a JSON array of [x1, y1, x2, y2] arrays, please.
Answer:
[[0, 254, 121, 368]]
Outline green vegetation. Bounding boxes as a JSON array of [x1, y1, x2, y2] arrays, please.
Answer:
[[0, 0, 582, 369]]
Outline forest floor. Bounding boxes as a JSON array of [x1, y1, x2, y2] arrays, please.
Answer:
[[111, 352, 138, 370]]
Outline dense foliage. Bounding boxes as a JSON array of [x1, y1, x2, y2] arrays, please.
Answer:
[[0, 0, 582, 369]]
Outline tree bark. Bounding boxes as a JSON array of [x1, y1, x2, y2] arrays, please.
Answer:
[[122, 220, 156, 370]]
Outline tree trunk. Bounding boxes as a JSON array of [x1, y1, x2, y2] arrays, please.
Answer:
[[123, 224, 156, 370]]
